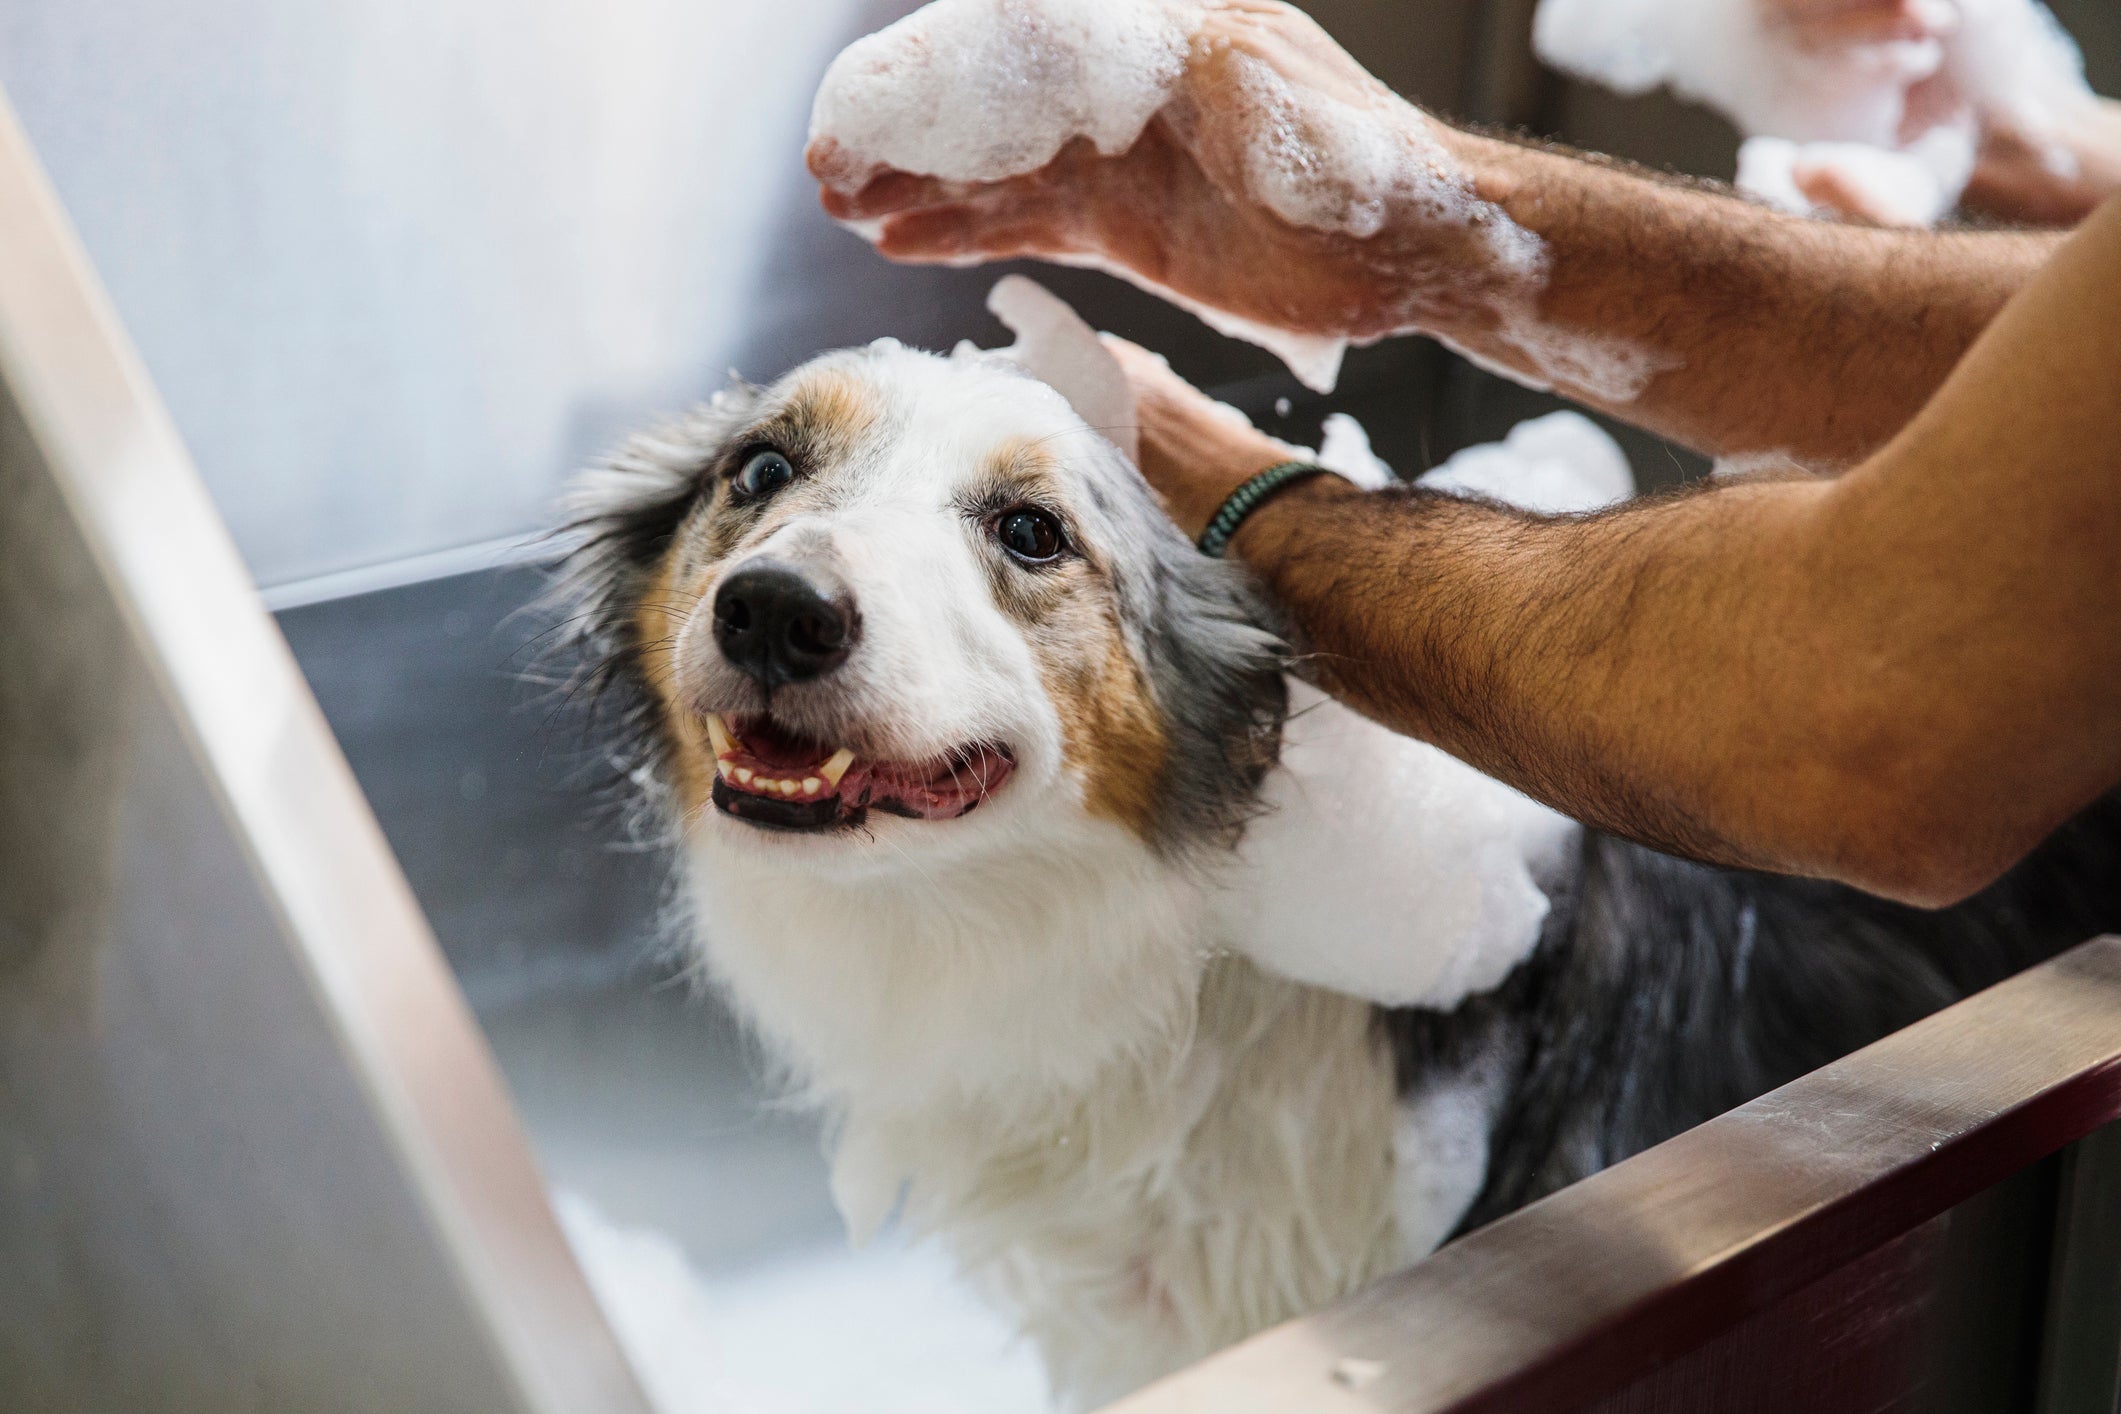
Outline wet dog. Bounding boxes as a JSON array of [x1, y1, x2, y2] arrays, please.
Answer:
[[558, 328, 2121, 1407]]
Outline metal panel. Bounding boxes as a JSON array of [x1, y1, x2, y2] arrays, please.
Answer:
[[0, 91, 649, 1413], [1106, 936, 2121, 1414], [2036, 1121, 2121, 1414]]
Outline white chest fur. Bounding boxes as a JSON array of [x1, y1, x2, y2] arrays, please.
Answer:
[[684, 802, 1514, 1406]]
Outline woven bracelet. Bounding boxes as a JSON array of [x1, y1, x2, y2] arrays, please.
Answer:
[[1196, 461, 1331, 558]]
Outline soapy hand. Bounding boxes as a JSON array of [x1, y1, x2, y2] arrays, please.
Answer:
[[1773, 0, 2119, 226], [808, 1, 1501, 348]]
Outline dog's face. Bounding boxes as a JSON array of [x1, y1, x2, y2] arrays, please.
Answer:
[[569, 340, 1283, 876]]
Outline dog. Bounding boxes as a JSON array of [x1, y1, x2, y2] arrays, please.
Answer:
[[556, 309, 2121, 1407]]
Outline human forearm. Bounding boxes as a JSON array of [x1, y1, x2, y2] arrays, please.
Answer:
[[1228, 475, 1847, 877], [1226, 202, 2121, 903], [1226, 464, 2104, 905], [1402, 130, 2062, 465]]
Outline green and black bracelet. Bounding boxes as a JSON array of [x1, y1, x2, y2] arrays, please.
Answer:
[[1196, 461, 1331, 558]]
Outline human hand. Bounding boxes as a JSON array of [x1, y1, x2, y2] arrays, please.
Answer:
[[808, 1, 1501, 344], [1752, 0, 2113, 225], [1756, 0, 1954, 51], [1103, 335, 1294, 541]]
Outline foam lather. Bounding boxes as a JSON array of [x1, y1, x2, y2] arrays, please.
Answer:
[[1210, 412, 1636, 1010], [980, 274, 1139, 464], [1533, 0, 2094, 224], [811, 0, 1203, 191], [811, 0, 1551, 394]]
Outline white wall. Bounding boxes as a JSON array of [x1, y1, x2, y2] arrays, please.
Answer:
[[0, 0, 954, 587]]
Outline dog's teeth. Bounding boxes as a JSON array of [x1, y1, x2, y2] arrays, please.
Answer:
[[801, 777, 822, 796], [819, 747, 857, 786], [705, 713, 735, 760], [735, 767, 753, 785], [779, 780, 800, 797]]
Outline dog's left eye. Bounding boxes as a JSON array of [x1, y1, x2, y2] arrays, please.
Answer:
[[732, 449, 795, 501], [997, 508, 1065, 564]]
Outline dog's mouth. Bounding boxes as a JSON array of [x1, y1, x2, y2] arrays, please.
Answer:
[[703, 712, 1016, 833]]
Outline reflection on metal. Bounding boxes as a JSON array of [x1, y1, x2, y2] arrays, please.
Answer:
[[2036, 1120, 2121, 1413], [1107, 936, 2121, 1414], [0, 91, 648, 1412]]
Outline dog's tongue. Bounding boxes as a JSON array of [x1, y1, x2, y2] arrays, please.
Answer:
[[867, 745, 1014, 820], [711, 714, 1013, 822]]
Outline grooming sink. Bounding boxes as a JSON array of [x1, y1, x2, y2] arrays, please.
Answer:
[[8, 62, 2121, 1414]]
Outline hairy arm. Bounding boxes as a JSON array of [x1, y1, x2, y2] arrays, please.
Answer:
[[1123, 197, 2121, 906], [1436, 134, 2059, 463], [818, 1, 2063, 466]]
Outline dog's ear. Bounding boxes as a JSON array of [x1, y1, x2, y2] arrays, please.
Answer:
[[985, 276, 1138, 465], [1127, 521, 1289, 855]]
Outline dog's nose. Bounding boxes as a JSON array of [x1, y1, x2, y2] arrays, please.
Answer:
[[712, 559, 857, 686]]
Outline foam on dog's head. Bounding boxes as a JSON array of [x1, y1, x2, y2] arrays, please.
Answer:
[[980, 274, 1138, 464]]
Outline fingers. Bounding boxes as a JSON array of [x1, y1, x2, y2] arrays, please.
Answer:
[[1791, 159, 1915, 225], [870, 202, 1087, 265], [1104, 335, 1229, 421], [816, 166, 973, 221], [812, 140, 1111, 268], [1101, 334, 1161, 373], [1764, 0, 1955, 50]]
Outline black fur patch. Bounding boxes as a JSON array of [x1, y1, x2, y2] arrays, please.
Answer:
[[1377, 791, 2121, 1240]]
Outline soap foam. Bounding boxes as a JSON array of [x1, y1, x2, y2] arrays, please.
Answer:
[[1314, 411, 1394, 489], [1062, 250, 1354, 392], [980, 273, 1139, 461], [1221, 51, 1476, 242], [557, 1191, 1046, 1414], [1214, 411, 1638, 1011], [811, 0, 1203, 190], [1491, 309, 1677, 405], [1737, 129, 1975, 227], [1534, 0, 2093, 224], [1417, 409, 1637, 514]]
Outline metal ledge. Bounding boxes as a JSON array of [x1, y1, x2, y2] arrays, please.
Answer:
[[1110, 935, 2121, 1413], [0, 90, 648, 1412]]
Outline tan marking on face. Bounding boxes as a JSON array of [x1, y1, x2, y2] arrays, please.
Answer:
[[696, 367, 886, 564], [632, 368, 885, 813], [634, 547, 714, 816], [1034, 592, 1169, 837], [753, 367, 884, 476], [1013, 546, 1170, 835], [976, 439, 1170, 834]]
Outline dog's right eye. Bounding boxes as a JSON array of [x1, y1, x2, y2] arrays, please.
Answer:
[[732, 449, 795, 501], [997, 508, 1066, 564]]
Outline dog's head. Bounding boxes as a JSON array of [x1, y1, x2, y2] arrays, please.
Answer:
[[564, 339, 1285, 877]]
